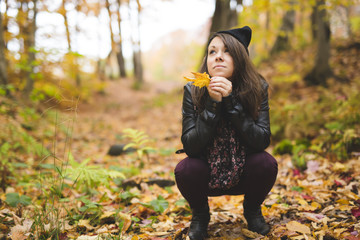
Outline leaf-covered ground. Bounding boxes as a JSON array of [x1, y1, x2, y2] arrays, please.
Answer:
[[2, 77, 359, 240], [1, 39, 360, 239], [76, 80, 360, 240]]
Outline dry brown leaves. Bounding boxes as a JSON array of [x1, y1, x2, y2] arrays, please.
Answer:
[[1, 80, 359, 240]]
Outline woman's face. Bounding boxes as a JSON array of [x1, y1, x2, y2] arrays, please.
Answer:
[[207, 36, 234, 79]]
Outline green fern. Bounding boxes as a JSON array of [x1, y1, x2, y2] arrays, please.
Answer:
[[65, 153, 125, 193], [122, 128, 156, 167]]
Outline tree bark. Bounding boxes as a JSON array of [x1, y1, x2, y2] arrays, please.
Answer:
[[311, 4, 318, 41], [3, 0, 9, 48], [75, 0, 81, 87], [264, 0, 270, 50], [133, 50, 143, 84], [0, 10, 9, 95], [105, 0, 117, 79], [61, 0, 72, 51], [116, 0, 126, 78], [208, 0, 239, 41], [304, 0, 333, 86], [23, 0, 37, 98], [132, 0, 143, 86], [270, 0, 295, 55], [345, 5, 352, 38], [201, 0, 240, 65]]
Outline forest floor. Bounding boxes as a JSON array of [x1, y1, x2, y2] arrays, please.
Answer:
[[1, 42, 360, 239], [57, 76, 360, 239]]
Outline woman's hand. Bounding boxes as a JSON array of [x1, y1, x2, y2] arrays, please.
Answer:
[[207, 76, 232, 101]]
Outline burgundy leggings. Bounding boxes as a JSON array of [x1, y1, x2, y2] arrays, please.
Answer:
[[174, 151, 278, 209]]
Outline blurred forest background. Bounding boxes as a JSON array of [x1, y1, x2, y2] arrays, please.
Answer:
[[1, 0, 360, 239]]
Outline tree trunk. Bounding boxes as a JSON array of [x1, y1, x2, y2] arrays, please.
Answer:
[[133, 50, 143, 85], [298, 1, 305, 44], [116, 46, 126, 78], [311, 5, 318, 41], [105, 0, 117, 79], [133, 0, 143, 86], [75, 0, 81, 87], [304, 0, 332, 86], [201, 0, 240, 65], [270, 0, 295, 55], [61, 0, 72, 51], [23, 0, 37, 98], [264, 0, 270, 50], [0, 10, 9, 95], [116, 0, 126, 78], [3, 0, 9, 48], [345, 5, 352, 38], [208, 0, 239, 41]]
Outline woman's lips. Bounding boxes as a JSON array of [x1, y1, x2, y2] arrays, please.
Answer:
[[214, 65, 225, 69]]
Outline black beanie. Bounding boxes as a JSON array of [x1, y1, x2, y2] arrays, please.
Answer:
[[217, 26, 252, 55]]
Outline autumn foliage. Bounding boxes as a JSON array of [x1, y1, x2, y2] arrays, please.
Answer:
[[1, 0, 360, 239], [184, 72, 211, 88]]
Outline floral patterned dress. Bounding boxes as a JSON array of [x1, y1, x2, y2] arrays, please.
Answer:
[[206, 119, 246, 190]]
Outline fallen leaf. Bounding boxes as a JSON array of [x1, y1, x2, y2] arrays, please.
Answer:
[[351, 207, 360, 218], [118, 212, 132, 233], [337, 198, 350, 205], [76, 235, 104, 240], [77, 219, 95, 231], [184, 72, 211, 88], [10, 225, 28, 240], [241, 228, 263, 238], [334, 228, 347, 237], [99, 211, 116, 224], [333, 162, 347, 172], [306, 160, 320, 173], [96, 226, 110, 234], [310, 201, 322, 210], [286, 221, 311, 234], [300, 212, 326, 222]]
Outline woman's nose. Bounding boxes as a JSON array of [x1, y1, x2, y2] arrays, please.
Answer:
[[215, 52, 223, 61]]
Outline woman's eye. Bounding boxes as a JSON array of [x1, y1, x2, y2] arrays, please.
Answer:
[[209, 50, 215, 54]]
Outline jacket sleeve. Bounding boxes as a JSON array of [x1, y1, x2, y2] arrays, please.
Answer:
[[222, 82, 271, 153], [181, 83, 222, 157]]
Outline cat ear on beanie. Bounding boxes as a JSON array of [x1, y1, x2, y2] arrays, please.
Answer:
[[218, 26, 252, 55]]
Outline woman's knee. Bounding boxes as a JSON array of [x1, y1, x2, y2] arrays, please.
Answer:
[[246, 151, 278, 176], [174, 157, 209, 181]]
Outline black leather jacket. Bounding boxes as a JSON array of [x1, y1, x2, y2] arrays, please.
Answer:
[[181, 82, 271, 158]]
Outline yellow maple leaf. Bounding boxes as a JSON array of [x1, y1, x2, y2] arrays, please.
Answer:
[[184, 72, 211, 88]]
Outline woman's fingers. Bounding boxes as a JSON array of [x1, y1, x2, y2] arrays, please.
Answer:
[[207, 85, 222, 102], [209, 77, 232, 97], [211, 86, 231, 97]]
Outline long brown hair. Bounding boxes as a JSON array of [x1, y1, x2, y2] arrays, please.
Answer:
[[191, 33, 265, 120]]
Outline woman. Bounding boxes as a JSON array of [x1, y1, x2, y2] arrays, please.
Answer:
[[174, 26, 278, 240]]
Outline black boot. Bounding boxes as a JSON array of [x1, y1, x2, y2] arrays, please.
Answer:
[[243, 199, 270, 235], [188, 204, 210, 240]]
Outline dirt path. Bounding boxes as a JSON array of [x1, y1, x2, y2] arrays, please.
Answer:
[[69, 79, 184, 169]]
